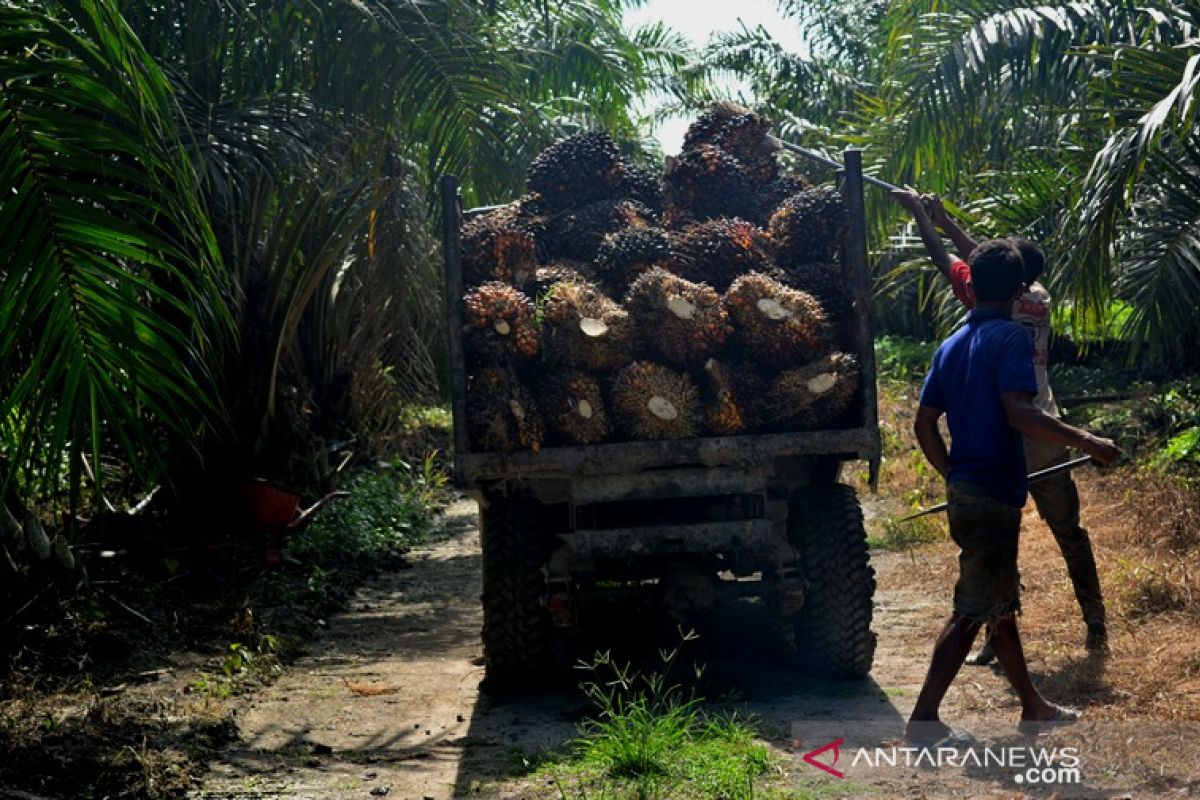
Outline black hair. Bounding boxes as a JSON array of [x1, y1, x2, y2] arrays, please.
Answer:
[[1009, 237, 1045, 284], [968, 239, 1024, 302]]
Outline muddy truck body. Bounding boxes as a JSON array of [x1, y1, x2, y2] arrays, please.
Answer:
[[440, 150, 881, 690]]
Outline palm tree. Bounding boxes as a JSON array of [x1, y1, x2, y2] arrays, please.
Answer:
[[700, 0, 1200, 366], [2, 0, 691, 532]]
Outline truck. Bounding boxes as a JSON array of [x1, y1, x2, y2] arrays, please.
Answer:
[[440, 148, 881, 691]]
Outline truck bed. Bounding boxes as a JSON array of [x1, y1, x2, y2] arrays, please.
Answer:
[[440, 149, 881, 487], [458, 426, 877, 481]]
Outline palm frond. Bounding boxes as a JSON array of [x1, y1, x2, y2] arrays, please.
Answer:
[[0, 0, 231, 510]]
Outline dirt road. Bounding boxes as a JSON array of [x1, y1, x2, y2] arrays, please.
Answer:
[[194, 497, 1195, 799]]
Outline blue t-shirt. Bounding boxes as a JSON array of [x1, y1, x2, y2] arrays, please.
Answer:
[[919, 308, 1039, 507]]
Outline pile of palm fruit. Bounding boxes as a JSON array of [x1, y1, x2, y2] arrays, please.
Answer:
[[461, 103, 862, 452]]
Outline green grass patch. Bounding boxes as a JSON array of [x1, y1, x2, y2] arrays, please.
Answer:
[[868, 514, 945, 552], [875, 335, 936, 383], [288, 452, 448, 564], [537, 637, 788, 799]]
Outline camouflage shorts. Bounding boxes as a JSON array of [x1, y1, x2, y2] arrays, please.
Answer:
[[947, 482, 1022, 624]]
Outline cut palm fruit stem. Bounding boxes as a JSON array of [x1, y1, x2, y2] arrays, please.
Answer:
[[580, 318, 608, 337], [647, 396, 678, 420], [807, 373, 838, 394]]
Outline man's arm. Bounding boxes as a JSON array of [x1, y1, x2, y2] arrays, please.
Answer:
[[891, 188, 953, 279], [914, 404, 950, 480], [925, 195, 978, 260], [1001, 392, 1120, 466]]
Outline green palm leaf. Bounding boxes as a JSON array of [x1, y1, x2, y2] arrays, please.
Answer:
[[0, 0, 231, 510]]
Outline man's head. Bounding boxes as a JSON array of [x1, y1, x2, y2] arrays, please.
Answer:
[[1009, 237, 1046, 284], [968, 239, 1025, 303]]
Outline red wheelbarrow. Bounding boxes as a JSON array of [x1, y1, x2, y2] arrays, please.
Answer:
[[237, 479, 349, 566]]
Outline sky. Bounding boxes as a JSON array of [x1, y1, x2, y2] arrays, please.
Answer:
[[624, 0, 805, 154]]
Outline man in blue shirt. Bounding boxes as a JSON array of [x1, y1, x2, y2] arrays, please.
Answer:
[[907, 239, 1119, 745]]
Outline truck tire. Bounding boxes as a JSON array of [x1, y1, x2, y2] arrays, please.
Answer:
[[789, 483, 876, 678], [480, 492, 550, 693]]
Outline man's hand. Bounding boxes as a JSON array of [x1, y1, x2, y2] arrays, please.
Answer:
[[1081, 434, 1120, 468], [890, 187, 923, 212], [923, 193, 949, 224]]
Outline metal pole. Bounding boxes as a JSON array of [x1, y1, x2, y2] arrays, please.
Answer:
[[841, 148, 882, 491], [896, 456, 1095, 522], [440, 174, 469, 485], [769, 136, 902, 193]]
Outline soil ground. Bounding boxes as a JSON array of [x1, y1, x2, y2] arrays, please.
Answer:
[[192, 483, 1200, 800]]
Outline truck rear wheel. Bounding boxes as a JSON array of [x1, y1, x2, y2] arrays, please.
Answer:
[[480, 492, 550, 692], [789, 484, 876, 678]]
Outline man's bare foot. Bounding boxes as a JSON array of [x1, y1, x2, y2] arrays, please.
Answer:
[[1018, 704, 1080, 734], [906, 719, 952, 745], [966, 639, 996, 666]]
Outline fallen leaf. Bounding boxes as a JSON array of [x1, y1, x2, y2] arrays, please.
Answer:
[[342, 677, 400, 696]]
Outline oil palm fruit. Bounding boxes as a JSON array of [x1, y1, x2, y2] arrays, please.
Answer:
[[768, 186, 846, 264], [544, 198, 656, 262], [759, 173, 811, 219], [663, 145, 760, 224], [461, 204, 537, 289], [534, 261, 595, 296], [463, 282, 538, 362], [466, 367, 545, 453], [616, 160, 664, 213], [540, 279, 634, 371], [725, 272, 830, 367], [543, 371, 611, 445], [781, 260, 854, 324], [768, 353, 860, 429], [682, 102, 778, 183], [624, 268, 731, 367], [594, 226, 673, 293], [610, 361, 701, 441], [700, 358, 769, 436], [525, 131, 622, 209], [672, 218, 782, 291]]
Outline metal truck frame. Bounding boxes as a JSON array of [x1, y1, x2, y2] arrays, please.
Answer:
[[441, 149, 881, 691]]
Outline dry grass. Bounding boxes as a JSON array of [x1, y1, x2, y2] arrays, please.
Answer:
[[870, 384, 1200, 721]]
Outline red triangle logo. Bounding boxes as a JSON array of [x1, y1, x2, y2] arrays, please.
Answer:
[[802, 737, 845, 779]]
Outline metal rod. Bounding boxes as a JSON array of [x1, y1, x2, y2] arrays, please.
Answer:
[[440, 174, 469, 484], [896, 456, 1095, 522], [769, 137, 902, 193], [841, 148, 882, 491]]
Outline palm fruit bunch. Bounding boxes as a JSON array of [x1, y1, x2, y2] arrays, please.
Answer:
[[767, 353, 860, 429], [682, 102, 778, 184], [540, 279, 634, 371], [466, 367, 545, 453], [672, 218, 782, 291], [725, 272, 830, 367], [624, 268, 731, 367], [768, 186, 846, 264], [542, 371, 611, 446], [594, 226, 672, 293], [781, 261, 853, 322], [662, 145, 760, 225], [534, 260, 595, 296], [543, 198, 657, 262], [700, 358, 770, 436], [462, 282, 539, 362], [616, 161, 664, 213], [525, 131, 622, 209], [759, 173, 811, 219], [461, 204, 538, 289], [610, 361, 701, 440]]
